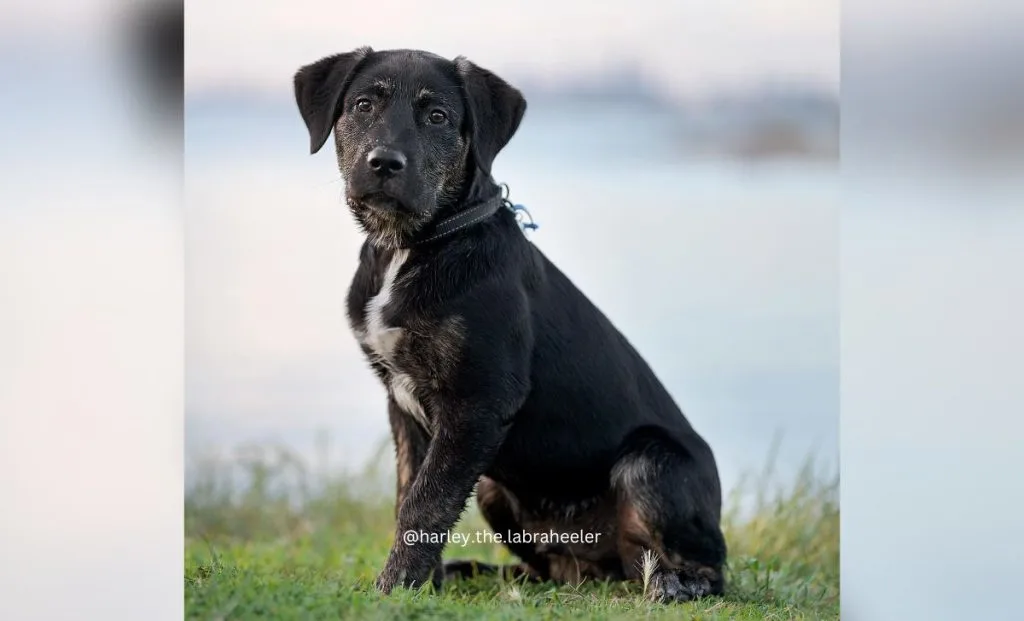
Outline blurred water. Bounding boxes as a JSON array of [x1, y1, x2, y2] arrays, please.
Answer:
[[184, 100, 838, 496]]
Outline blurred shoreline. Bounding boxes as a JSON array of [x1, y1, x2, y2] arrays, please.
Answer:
[[186, 71, 838, 164]]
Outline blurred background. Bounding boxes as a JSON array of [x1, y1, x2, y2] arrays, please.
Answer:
[[184, 1, 839, 501]]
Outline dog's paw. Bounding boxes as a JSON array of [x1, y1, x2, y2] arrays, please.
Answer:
[[375, 560, 443, 594], [646, 571, 684, 603], [646, 571, 712, 603], [675, 574, 713, 602], [374, 573, 397, 595]]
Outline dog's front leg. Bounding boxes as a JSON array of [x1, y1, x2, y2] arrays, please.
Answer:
[[388, 397, 430, 516], [386, 397, 445, 585], [375, 407, 509, 594]]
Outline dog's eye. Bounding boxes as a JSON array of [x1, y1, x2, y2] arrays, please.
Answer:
[[428, 110, 447, 124], [355, 98, 373, 113]]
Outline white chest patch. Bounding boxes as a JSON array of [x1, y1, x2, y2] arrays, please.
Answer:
[[390, 372, 429, 431], [362, 248, 408, 362], [358, 249, 430, 432]]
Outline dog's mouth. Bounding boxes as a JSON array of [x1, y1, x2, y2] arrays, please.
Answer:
[[353, 191, 412, 214]]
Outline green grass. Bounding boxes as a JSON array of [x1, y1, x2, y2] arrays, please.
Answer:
[[185, 438, 838, 619]]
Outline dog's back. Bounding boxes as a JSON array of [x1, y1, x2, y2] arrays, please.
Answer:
[[487, 228, 718, 501]]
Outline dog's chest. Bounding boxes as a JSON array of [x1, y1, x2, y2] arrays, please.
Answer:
[[355, 249, 430, 430], [361, 249, 407, 361]]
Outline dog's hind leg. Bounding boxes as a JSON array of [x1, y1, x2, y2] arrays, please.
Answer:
[[611, 426, 727, 603], [442, 476, 549, 583]]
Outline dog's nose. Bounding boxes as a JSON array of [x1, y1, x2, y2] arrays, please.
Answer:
[[366, 147, 407, 176]]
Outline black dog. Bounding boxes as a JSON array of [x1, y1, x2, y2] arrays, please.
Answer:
[[294, 47, 727, 602]]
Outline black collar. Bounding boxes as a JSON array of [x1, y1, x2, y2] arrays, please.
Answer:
[[404, 192, 507, 248]]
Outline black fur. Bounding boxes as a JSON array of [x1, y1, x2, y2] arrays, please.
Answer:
[[294, 48, 727, 603]]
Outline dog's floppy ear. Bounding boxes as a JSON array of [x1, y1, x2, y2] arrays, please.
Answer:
[[294, 47, 373, 154], [455, 57, 527, 176]]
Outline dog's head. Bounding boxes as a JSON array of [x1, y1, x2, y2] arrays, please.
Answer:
[[294, 48, 526, 248]]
